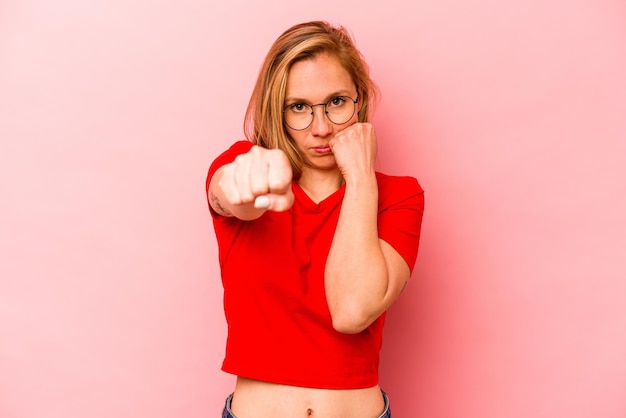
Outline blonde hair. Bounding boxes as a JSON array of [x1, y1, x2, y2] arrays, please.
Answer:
[[244, 21, 379, 178]]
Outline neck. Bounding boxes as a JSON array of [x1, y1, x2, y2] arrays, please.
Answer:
[[297, 168, 344, 204]]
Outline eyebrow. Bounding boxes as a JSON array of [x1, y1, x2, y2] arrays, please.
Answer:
[[284, 89, 355, 104]]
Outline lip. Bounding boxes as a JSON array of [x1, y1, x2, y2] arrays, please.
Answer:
[[312, 145, 332, 154]]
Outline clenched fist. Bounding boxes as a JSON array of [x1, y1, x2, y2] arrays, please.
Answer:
[[329, 123, 378, 183], [213, 146, 294, 218]]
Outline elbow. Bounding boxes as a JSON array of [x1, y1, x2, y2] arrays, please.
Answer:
[[330, 308, 373, 334]]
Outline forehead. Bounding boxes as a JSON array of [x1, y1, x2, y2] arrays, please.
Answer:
[[285, 53, 354, 101]]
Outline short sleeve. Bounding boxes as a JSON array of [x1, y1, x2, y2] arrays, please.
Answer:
[[376, 173, 425, 273]]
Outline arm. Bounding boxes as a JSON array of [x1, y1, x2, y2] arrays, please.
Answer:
[[324, 123, 411, 334], [208, 145, 294, 220]]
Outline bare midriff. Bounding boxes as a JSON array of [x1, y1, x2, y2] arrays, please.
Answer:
[[230, 376, 385, 418]]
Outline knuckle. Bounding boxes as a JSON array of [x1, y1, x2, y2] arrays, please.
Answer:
[[223, 189, 238, 205], [233, 154, 246, 164], [251, 181, 268, 195], [239, 190, 254, 203], [268, 177, 285, 191]]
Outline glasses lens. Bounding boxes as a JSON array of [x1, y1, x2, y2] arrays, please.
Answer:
[[284, 103, 313, 130], [326, 97, 356, 125]]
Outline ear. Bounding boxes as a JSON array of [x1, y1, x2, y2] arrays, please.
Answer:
[[355, 85, 364, 113], [357, 97, 365, 121]]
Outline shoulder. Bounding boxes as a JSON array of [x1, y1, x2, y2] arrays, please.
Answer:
[[375, 172, 424, 206]]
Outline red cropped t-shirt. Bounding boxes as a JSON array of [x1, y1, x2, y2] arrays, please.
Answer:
[[207, 141, 424, 389]]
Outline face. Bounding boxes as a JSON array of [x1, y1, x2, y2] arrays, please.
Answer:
[[284, 53, 360, 173]]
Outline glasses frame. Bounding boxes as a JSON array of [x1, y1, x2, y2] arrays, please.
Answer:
[[283, 95, 359, 131]]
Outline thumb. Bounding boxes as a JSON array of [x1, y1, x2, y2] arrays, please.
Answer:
[[254, 189, 294, 212]]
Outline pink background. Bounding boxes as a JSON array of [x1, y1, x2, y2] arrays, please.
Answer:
[[1, 1, 625, 417]]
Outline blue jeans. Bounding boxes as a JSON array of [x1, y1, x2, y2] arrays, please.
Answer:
[[222, 390, 392, 418]]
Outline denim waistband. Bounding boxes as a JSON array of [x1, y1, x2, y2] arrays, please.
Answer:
[[222, 389, 391, 417]]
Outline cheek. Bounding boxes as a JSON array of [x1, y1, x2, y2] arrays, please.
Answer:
[[335, 117, 359, 134], [288, 131, 307, 148]]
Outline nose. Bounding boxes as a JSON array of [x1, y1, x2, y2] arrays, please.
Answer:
[[309, 104, 333, 137]]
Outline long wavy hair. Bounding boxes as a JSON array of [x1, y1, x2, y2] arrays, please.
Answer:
[[244, 21, 379, 179]]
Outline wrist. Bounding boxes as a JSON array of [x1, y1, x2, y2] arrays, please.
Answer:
[[343, 173, 378, 199]]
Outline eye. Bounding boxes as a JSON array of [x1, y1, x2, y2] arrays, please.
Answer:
[[288, 103, 309, 113], [327, 96, 347, 108]]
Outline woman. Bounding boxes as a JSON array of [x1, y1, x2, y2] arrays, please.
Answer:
[[206, 21, 424, 418]]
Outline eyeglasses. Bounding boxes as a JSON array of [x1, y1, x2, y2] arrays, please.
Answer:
[[283, 95, 358, 131]]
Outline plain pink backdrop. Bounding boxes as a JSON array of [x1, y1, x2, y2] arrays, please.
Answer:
[[1, 1, 625, 417]]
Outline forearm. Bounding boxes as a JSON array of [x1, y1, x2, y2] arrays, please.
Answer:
[[324, 174, 390, 334]]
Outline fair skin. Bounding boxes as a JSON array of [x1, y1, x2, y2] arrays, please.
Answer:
[[209, 53, 410, 418]]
